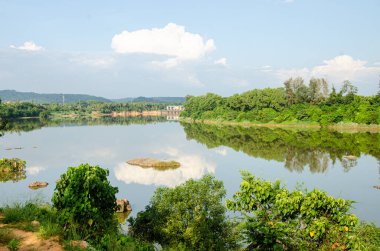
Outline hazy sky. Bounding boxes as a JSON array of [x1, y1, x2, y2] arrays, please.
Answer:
[[0, 0, 379, 98]]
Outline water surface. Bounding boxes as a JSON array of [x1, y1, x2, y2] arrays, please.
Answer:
[[1, 118, 379, 224]]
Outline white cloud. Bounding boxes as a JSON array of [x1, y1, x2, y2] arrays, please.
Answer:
[[283, 0, 295, 3], [10, 41, 44, 51], [111, 23, 216, 67], [70, 55, 115, 68], [258, 65, 273, 72], [276, 55, 380, 85], [115, 147, 215, 187], [276, 67, 310, 81], [214, 58, 227, 66]]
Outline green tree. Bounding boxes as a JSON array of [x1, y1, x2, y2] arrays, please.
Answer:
[[52, 164, 119, 240], [128, 175, 238, 250], [227, 171, 361, 250]]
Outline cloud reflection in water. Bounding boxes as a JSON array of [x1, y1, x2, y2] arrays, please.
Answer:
[[115, 148, 215, 187]]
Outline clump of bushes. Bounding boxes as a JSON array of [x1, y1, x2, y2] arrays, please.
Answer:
[[128, 175, 238, 251], [227, 171, 380, 250]]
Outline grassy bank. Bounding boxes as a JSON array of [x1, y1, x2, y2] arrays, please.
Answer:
[[0, 202, 153, 250]]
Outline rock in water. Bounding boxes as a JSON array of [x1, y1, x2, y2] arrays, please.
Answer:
[[28, 181, 48, 189]]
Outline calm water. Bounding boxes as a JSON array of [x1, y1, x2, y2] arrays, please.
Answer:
[[1, 118, 379, 225]]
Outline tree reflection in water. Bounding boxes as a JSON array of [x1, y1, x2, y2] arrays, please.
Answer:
[[181, 122, 380, 173]]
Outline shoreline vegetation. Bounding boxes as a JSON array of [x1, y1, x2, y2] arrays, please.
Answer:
[[0, 98, 182, 121], [0, 166, 379, 250], [180, 78, 380, 132]]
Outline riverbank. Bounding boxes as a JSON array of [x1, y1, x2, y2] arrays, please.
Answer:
[[180, 117, 380, 133]]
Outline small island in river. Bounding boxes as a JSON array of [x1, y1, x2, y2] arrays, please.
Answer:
[[127, 158, 181, 170]]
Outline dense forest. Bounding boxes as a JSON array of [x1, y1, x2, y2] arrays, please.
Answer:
[[181, 78, 380, 125]]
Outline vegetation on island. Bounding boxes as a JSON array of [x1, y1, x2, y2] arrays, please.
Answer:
[[0, 158, 26, 183], [127, 158, 181, 170], [181, 78, 380, 126], [0, 164, 379, 250]]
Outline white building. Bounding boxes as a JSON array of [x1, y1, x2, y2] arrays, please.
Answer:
[[166, 105, 184, 111]]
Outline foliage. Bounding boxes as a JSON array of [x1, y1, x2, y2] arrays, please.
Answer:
[[94, 233, 155, 251], [128, 175, 238, 250], [226, 171, 367, 250], [0, 98, 182, 119], [7, 239, 20, 251], [52, 164, 119, 240], [0, 158, 26, 183], [0, 229, 14, 246], [1, 200, 154, 250], [181, 78, 380, 125]]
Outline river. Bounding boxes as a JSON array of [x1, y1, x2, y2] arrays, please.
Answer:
[[0, 117, 379, 225]]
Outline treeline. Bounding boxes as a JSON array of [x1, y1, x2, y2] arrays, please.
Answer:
[[0, 100, 180, 119], [182, 78, 380, 125]]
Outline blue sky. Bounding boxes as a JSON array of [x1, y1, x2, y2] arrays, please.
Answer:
[[0, 0, 379, 98]]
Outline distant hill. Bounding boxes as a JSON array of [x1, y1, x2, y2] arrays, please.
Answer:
[[0, 90, 185, 104], [0, 90, 112, 104], [114, 96, 185, 103]]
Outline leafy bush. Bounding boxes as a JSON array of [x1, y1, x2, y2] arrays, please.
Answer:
[[2, 202, 54, 224], [52, 164, 119, 240], [7, 239, 20, 251], [227, 171, 363, 250], [128, 175, 238, 250]]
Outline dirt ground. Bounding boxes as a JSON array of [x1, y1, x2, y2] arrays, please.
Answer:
[[0, 214, 64, 251]]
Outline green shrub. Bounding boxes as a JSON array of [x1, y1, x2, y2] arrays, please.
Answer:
[[7, 239, 20, 251], [52, 164, 119, 240], [128, 175, 238, 251], [2, 202, 49, 223], [227, 171, 362, 250]]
